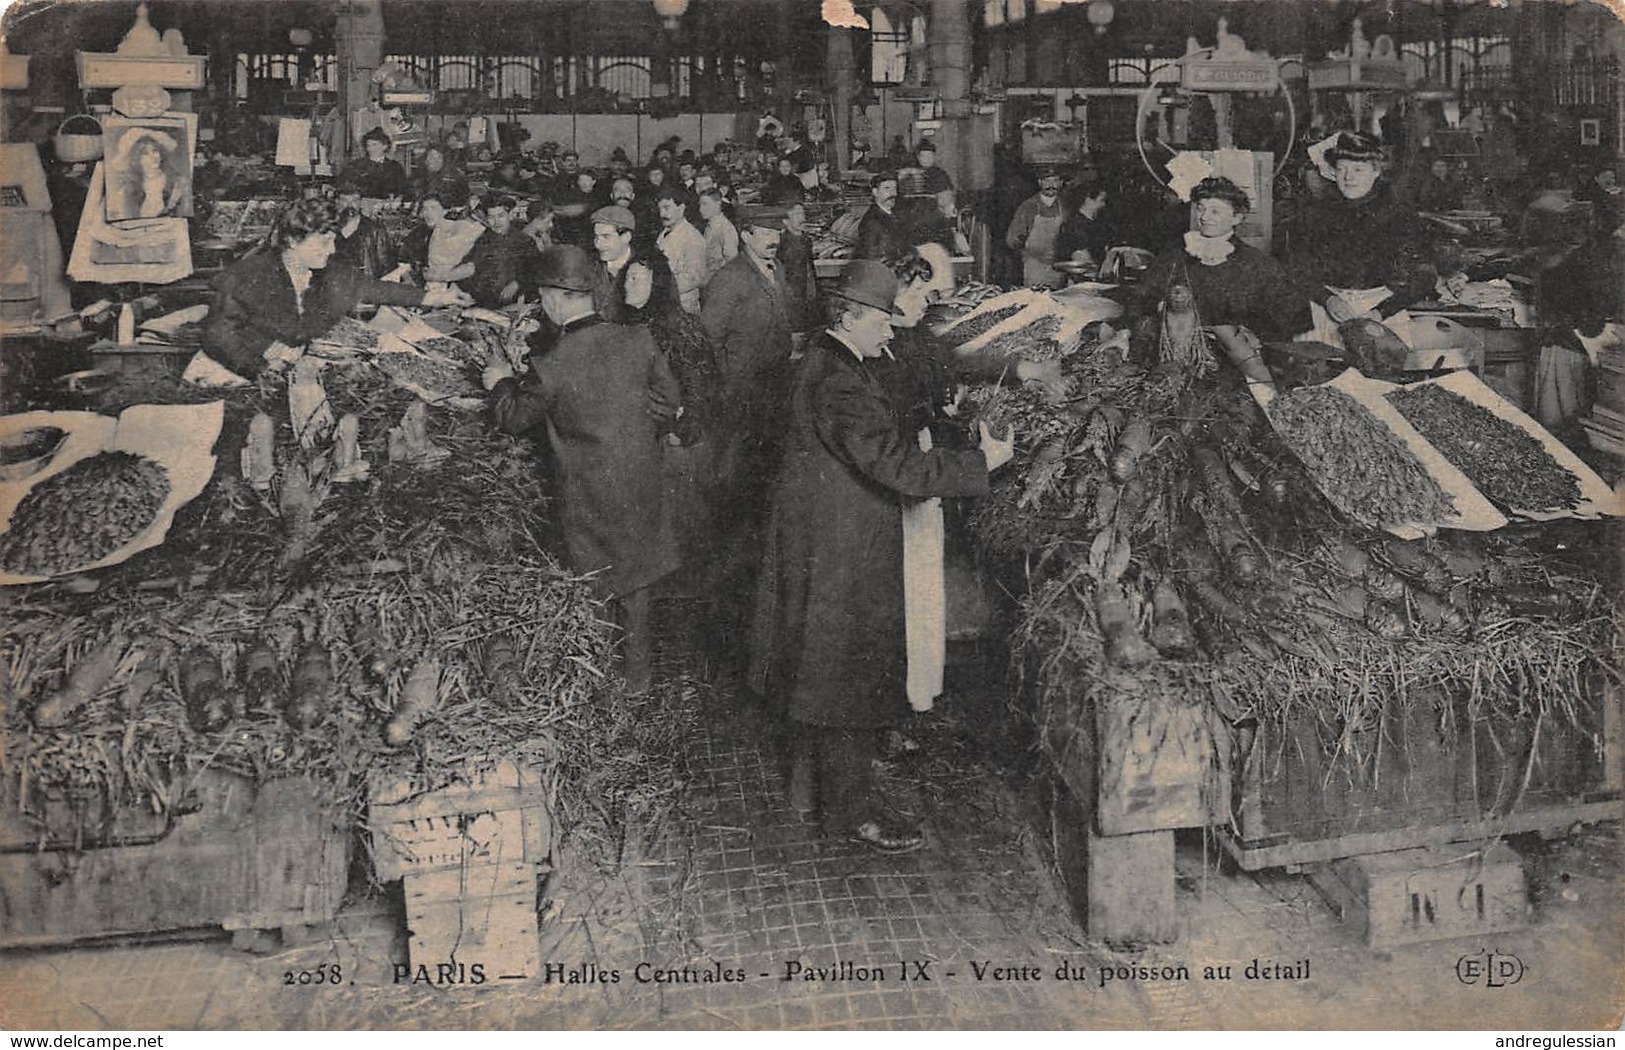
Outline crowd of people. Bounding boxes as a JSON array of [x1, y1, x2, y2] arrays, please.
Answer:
[[200, 123, 1622, 855]]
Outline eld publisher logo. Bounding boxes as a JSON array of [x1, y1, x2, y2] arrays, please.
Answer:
[[1456, 950, 1525, 988]]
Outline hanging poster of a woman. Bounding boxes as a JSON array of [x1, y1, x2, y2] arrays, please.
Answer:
[[103, 123, 193, 221]]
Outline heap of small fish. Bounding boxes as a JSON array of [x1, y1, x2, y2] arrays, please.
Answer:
[[0, 452, 170, 577]]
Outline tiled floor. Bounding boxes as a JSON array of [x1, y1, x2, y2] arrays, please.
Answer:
[[2, 599, 1621, 1030]]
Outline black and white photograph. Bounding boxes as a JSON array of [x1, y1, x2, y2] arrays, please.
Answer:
[[0, 0, 1623, 1036], [103, 118, 194, 220]]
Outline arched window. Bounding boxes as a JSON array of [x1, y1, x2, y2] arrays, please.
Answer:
[[597, 57, 652, 99]]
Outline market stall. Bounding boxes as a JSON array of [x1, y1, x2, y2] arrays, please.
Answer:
[[928, 274, 1623, 946], [2, 1, 1624, 1006], [0, 301, 681, 964]]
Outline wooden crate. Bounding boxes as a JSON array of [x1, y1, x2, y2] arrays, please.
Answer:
[[1223, 679, 1622, 871], [368, 760, 552, 882], [1040, 662, 1226, 837], [88, 341, 192, 380], [1097, 689, 1226, 836], [1033, 660, 1185, 943], [403, 862, 540, 982], [1048, 775, 1177, 946], [1476, 328, 1538, 411], [1309, 842, 1530, 949], [0, 770, 350, 948]]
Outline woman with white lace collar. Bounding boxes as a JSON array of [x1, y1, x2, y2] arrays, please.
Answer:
[[1133, 176, 1310, 372]]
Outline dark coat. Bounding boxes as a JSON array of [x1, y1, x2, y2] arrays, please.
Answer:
[[748, 332, 988, 729], [1278, 179, 1437, 318], [465, 227, 541, 307], [398, 222, 433, 272], [334, 215, 398, 279], [203, 250, 425, 377], [855, 204, 907, 262], [594, 249, 723, 445], [1054, 211, 1112, 266], [343, 156, 410, 199], [700, 251, 795, 434], [920, 166, 954, 195], [777, 230, 821, 333], [1137, 239, 1310, 343], [489, 314, 682, 598]]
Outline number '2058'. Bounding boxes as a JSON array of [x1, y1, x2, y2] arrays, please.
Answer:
[[283, 963, 343, 986]]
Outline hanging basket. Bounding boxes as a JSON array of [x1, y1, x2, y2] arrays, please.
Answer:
[[54, 115, 104, 163]]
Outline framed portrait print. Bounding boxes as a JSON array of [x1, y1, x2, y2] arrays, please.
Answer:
[[101, 117, 195, 222], [1580, 117, 1602, 146]]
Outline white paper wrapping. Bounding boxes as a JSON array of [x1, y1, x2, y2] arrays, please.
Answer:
[[1306, 368, 1508, 538], [1378, 369, 1623, 522], [0, 402, 223, 585]]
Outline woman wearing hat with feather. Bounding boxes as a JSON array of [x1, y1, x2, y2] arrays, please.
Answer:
[[748, 261, 1015, 854], [1278, 131, 1439, 344]]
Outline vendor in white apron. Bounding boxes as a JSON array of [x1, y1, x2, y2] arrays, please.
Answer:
[[1281, 132, 1439, 348], [1006, 170, 1069, 288]]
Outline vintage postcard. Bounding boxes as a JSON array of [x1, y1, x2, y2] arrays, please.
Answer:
[[0, 0, 1622, 1035]]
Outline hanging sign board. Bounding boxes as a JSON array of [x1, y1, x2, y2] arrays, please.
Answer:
[[1182, 58, 1280, 94], [76, 52, 205, 91]]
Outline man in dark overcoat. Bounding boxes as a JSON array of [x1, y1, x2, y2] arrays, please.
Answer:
[[855, 172, 906, 262], [483, 245, 682, 695], [698, 203, 798, 669], [748, 261, 1014, 853]]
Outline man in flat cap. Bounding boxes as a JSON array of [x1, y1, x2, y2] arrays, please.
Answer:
[[590, 203, 668, 324], [484, 244, 682, 696], [699, 201, 796, 677]]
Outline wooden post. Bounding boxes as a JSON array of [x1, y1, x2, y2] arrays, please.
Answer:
[[828, 25, 855, 171], [334, 0, 384, 167]]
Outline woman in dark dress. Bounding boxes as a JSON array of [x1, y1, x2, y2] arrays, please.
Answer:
[[1135, 176, 1309, 375], [1053, 176, 1114, 278], [411, 145, 470, 209], [748, 261, 1014, 853], [1277, 131, 1438, 343], [204, 200, 467, 378], [344, 128, 410, 199], [332, 182, 399, 279]]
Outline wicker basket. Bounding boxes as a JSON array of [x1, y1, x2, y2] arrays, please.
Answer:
[[54, 115, 104, 163]]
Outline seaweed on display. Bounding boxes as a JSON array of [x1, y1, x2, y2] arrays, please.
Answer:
[[1386, 383, 1582, 513], [2, 320, 691, 879]]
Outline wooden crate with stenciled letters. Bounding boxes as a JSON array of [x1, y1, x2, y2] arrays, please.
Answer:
[[366, 759, 552, 882]]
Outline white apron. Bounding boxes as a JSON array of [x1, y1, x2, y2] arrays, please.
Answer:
[[1022, 209, 1065, 288], [901, 425, 946, 713]]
